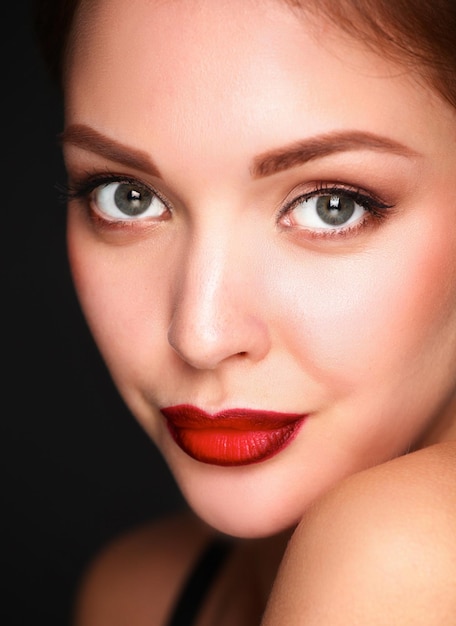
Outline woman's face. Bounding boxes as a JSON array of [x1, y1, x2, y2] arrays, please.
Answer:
[[63, 0, 456, 537]]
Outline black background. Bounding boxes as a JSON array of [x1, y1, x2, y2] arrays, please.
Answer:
[[3, 3, 186, 624]]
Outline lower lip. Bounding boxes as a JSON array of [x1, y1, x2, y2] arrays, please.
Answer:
[[161, 405, 306, 466]]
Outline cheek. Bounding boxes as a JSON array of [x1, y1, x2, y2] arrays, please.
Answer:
[[66, 216, 172, 395], [273, 218, 456, 399]]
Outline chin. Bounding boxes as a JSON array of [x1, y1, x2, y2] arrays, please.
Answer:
[[190, 494, 299, 539], [204, 508, 299, 539], [167, 452, 306, 539]]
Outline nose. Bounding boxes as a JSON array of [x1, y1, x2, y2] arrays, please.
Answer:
[[167, 226, 271, 370]]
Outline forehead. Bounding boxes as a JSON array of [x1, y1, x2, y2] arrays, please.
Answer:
[[68, 0, 312, 104], [64, 0, 453, 170]]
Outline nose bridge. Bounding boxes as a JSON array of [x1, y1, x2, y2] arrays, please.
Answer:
[[167, 218, 269, 369], [181, 226, 232, 331]]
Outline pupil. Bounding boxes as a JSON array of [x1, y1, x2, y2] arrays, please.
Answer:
[[316, 194, 355, 226], [115, 183, 152, 216]]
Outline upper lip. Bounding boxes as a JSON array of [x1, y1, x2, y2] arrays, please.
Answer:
[[160, 404, 306, 430]]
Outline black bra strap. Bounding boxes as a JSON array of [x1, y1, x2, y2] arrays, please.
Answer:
[[166, 537, 233, 626]]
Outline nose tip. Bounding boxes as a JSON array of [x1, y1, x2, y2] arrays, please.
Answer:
[[167, 304, 270, 370]]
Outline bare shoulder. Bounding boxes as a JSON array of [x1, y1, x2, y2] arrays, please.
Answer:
[[263, 442, 456, 625], [72, 509, 215, 626]]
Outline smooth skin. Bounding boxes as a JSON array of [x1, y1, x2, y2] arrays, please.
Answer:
[[63, 0, 456, 623]]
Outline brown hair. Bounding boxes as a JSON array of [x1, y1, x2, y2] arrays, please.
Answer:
[[33, 0, 456, 107], [298, 0, 456, 108]]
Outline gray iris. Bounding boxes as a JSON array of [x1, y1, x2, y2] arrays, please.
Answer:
[[114, 183, 153, 216], [316, 195, 355, 226]]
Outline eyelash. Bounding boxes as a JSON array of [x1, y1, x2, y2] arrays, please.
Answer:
[[60, 173, 393, 238], [61, 172, 146, 200], [60, 172, 106, 202]]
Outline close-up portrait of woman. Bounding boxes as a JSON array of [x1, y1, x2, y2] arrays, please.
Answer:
[[6, 0, 456, 624]]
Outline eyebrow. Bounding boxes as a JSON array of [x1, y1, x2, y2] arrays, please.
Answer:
[[251, 130, 418, 178], [60, 123, 418, 180], [59, 124, 161, 176]]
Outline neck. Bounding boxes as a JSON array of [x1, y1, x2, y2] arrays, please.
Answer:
[[246, 527, 294, 613]]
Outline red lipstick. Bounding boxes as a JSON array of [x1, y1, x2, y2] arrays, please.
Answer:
[[161, 405, 306, 466]]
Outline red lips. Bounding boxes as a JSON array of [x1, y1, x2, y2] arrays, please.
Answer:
[[161, 405, 306, 466]]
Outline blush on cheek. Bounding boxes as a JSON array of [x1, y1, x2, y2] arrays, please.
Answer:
[[277, 222, 456, 397]]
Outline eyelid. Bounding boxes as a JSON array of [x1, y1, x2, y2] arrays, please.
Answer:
[[63, 172, 171, 210], [278, 182, 393, 219]]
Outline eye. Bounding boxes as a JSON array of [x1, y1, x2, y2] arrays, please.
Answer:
[[92, 180, 168, 221], [287, 191, 367, 231]]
